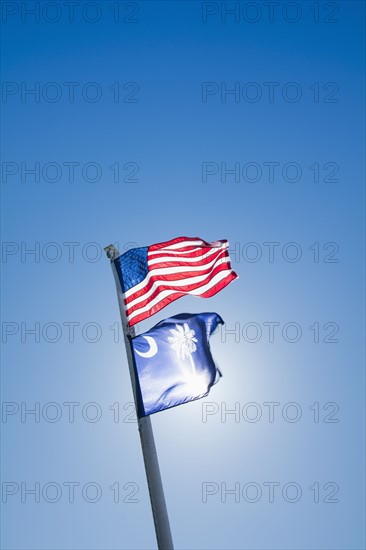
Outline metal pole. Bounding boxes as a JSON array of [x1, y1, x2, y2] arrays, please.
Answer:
[[104, 244, 174, 550]]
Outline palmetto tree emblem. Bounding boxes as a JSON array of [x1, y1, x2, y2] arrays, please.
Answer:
[[168, 323, 198, 374]]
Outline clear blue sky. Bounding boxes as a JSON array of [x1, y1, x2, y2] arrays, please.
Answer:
[[1, 1, 365, 549]]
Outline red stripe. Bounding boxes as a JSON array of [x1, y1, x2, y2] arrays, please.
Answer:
[[149, 236, 227, 252], [128, 271, 237, 326], [126, 261, 233, 317]]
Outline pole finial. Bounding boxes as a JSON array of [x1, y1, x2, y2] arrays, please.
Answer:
[[104, 244, 120, 261]]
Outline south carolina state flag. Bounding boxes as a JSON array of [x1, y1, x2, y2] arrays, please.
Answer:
[[114, 236, 237, 326], [131, 312, 224, 417]]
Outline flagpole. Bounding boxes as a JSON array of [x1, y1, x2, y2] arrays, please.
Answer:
[[104, 244, 174, 550]]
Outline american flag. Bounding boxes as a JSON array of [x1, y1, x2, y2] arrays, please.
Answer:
[[114, 236, 238, 326]]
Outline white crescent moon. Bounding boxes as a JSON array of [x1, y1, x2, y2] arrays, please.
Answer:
[[134, 336, 158, 358]]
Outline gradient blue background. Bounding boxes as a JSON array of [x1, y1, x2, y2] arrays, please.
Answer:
[[1, 1, 365, 549]]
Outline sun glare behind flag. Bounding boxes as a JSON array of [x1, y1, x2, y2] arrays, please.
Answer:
[[114, 236, 238, 326], [131, 312, 224, 416]]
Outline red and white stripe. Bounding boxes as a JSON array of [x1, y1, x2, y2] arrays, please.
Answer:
[[124, 237, 238, 326]]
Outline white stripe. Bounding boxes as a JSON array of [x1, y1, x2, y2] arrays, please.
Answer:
[[147, 245, 226, 266], [148, 246, 203, 257], [124, 250, 228, 300], [127, 269, 233, 323]]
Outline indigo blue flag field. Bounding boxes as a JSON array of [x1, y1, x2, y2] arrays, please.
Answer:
[[1, 1, 365, 550]]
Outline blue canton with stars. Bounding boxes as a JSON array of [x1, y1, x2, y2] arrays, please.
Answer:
[[114, 247, 149, 293]]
